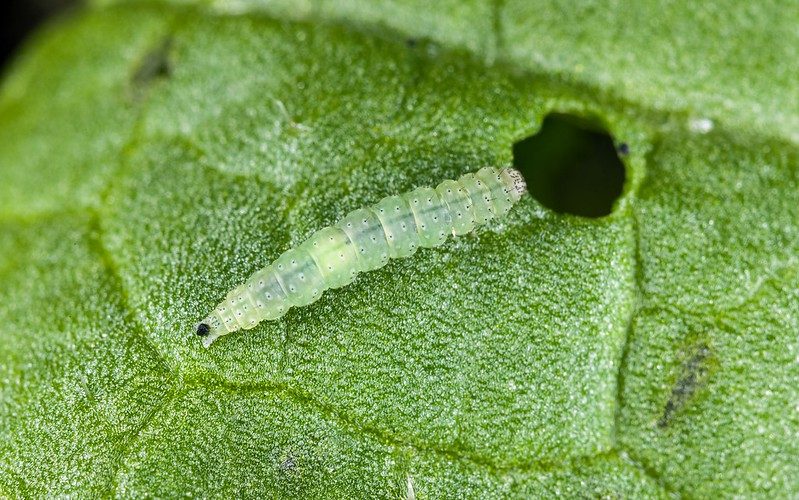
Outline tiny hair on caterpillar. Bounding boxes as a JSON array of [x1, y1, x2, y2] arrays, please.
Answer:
[[197, 167, 527, 347]]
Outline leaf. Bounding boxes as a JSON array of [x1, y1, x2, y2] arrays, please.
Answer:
[[0, 1, 796, 497]]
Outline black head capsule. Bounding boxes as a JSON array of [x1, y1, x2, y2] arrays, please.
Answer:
[[196, 323, 211, 337]]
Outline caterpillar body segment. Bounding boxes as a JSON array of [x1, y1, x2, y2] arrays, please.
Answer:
[[198, 167, 527, 347]]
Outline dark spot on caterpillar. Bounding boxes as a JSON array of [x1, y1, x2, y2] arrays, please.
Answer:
[[405, 37, 418, 48], [617, 142, 630, 155], [513, 112, 625, 217], [196, 323, 210, 337], [658, 342, 715, 428]]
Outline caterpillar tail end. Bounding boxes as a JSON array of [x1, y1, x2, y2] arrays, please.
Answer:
[[196, 320, 225, 348]]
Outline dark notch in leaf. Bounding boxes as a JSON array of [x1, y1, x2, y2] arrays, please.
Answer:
[[658, 342, 716, 429], [512, 113, 625, 217], [404, 35, 440, 57], [130, 35, 173, 98]]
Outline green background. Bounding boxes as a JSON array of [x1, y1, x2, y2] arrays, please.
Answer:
[[0, 0, 797, 497]]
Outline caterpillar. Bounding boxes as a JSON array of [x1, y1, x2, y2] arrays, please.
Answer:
[[197, 167, 527, 347]]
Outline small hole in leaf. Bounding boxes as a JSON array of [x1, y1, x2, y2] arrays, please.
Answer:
[[512, 113, 625, 217]]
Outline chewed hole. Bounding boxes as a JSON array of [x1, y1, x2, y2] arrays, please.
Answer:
[[513, 112, 625, 217]]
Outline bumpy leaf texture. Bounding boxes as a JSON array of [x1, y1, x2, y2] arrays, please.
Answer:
[[0, 1, 797, 498]]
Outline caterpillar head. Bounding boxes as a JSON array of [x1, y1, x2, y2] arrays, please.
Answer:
[[501, 168, 527, 201]]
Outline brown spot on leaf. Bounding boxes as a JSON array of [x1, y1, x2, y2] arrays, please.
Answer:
[[658, 342, 715, 428], [279, 454, 296, 472]]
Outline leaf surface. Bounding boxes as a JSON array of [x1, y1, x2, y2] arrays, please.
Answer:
[[0, 1, 796, 497]]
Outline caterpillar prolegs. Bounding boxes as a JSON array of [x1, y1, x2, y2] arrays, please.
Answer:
[[197, 167, 527, 347]]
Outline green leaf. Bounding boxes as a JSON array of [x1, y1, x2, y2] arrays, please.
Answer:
[[0, 1, 796, 497]]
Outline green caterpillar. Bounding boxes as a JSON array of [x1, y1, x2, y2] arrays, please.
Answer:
[[197, 167, 527, 347]]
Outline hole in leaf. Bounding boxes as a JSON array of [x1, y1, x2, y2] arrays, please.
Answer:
[[512, 113, 625, 217]]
